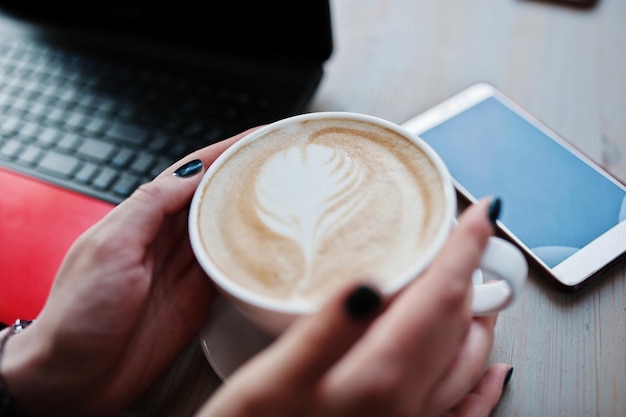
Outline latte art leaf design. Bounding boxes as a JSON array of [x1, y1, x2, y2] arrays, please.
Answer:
[[255, 144, 367, 291]]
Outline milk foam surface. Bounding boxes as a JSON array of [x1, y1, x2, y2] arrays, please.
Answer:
[[197, 118, 447, 304]]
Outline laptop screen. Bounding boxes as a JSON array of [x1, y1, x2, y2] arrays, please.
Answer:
[[0, 0, 333, 64]]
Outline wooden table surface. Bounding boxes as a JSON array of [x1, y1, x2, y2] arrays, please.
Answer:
[[128, 1, 626, 416]]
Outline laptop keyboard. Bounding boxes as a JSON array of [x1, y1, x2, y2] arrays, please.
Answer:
[[0, 37, 285, 204]]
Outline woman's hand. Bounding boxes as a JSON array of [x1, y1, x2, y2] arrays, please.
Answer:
[[1, 131, 252, 417], [197, 198, 511, 417]]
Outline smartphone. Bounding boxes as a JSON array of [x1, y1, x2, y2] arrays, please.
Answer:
[[402, 83, 626, 291]]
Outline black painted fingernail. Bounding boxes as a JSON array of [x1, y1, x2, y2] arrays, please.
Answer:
[[345, 285, 382, 320], [173, 159, 203, 177], [503, 367, 514, 389], [488, 197, 502, 227]]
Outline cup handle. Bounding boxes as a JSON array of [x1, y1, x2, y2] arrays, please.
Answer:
[[471, 236, 527, 316]]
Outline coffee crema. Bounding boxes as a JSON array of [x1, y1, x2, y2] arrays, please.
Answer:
[[196, 117, 448, 304]]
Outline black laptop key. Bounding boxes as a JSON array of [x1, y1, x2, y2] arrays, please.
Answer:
[[168, 141, 194, 158], [65, 112, 86, 129], [77, 138, 116, 162], [151, 157, 172, 178], [19, 122, 40, 140], [147, 132, 170, 152], [45, 107, 66, 125], [75, 162, 98, 183], [131, 152, 156, 175], [0, 139, 23, 158], [17, 145, 42, 165], [84, 117, 109, 135], [92, 167, 117, 190], [57, 133, 80, 150], [107, 121, 150, 146], [37, 128, 61, 147], [38, 151, 79, 178], [0, 117, 21, 135], [112, 173, 140, 197], [28, 101, 49, 118], [111, 148, 135, 167]]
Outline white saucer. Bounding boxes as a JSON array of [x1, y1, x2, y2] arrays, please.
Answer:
[[199, 270, 490, 380], [199, 297, 275, 380]]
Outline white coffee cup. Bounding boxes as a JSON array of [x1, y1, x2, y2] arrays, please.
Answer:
[[189, 112, 527, 335]]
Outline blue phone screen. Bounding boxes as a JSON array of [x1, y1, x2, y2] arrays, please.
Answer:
[[418, 97, 626, 268]]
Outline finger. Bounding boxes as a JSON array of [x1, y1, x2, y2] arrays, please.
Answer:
[[317, 199, 500, 414], [442, 364, 512, 417], [202, 284, 382, 416], [416, 197, 497, 313], [426, 314, 498, 413], [404, 197, 497, 343], [362, 199, 497, 372], [411, 198, 499, 411]]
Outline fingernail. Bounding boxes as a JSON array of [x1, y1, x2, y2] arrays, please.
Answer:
[[503, 366, 514, 389], [344, 285, 382, 320], [488, 197, 502, 227], [173, 159, 203, 177]]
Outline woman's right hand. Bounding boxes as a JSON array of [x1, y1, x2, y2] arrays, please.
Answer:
[[196, 198, 511, 417]]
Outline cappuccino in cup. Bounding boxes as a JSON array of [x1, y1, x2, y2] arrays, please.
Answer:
[[189, 112, 526, 334]]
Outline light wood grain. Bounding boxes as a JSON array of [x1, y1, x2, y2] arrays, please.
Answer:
[[130, 0, 626, 416], [312, 1, 625, 415]]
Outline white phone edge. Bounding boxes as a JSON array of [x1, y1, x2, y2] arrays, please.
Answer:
[[402, 82, 626, 291]]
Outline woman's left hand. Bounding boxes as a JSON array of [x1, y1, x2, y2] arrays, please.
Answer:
[[2, 131, 250, 417]]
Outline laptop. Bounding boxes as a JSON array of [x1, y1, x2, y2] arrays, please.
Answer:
[[0, 0, 333, 324]]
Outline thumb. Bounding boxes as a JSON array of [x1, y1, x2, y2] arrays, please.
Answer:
[[100, 158, 205, 247], [95, 130, 250, 246]]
